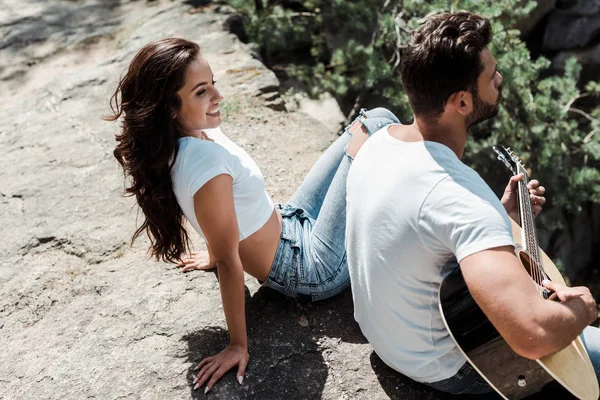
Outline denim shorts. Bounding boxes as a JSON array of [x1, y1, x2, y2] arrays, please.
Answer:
[[262, 203, 350, 302], [260, 108, 399, 302]]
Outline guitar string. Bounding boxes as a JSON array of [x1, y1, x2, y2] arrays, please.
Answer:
[[502, 149, 546, 296], [523, 179, 542, 285], [518, 165, 544, 289], [518, 169, 533, 272]]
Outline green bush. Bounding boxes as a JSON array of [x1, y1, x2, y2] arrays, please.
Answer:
[[226, 0, 600, 220]]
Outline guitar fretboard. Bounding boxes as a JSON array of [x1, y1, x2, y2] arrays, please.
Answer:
[[517, 164, 544, 283]]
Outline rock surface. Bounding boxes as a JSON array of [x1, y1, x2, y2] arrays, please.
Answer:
[[535, 0, 600, 81], [551, 41, 600, 82], [0, 1, 477, 399], [515, 0, 556, 37], [543, 12, 600, 51]]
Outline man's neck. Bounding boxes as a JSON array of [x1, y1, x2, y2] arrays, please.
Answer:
[[413, 116, 467, 159]]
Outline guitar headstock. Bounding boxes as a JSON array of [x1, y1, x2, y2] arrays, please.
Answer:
[[493, 145, 524, 176]]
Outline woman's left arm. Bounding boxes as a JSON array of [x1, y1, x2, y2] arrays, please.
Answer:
[[190, 174, 248, 393]]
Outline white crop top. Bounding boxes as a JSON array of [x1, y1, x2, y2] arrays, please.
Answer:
[[171, 127, 274, 242]]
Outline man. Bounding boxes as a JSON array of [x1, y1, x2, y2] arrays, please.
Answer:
[[346, 12, 600, 395]]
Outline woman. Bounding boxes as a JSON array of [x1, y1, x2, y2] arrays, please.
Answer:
[[108, 38, 398, 393]]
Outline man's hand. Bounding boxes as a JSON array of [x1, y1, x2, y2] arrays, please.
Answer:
[[177, 250, 216, 272], [501, 173, 546, 223], [543, 280, 598, 325]]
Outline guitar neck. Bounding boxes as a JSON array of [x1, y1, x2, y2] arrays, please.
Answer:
[[517, 166, 542, 267]]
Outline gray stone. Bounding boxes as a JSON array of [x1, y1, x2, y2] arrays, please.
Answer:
[[551, 41, 600, 81], [515, 0, 556, 37], [543, 10, 600, 50], [298, 92, 346, 134], [555, 0, 600, 16]]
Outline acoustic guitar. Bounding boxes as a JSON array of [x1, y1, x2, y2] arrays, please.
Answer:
[[438, 146, 599, 399]]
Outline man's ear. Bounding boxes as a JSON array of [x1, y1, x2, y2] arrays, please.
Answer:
[[447, 91, 473, 117]]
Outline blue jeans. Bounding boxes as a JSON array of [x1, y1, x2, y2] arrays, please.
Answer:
[[427, 326, 600, 395], [262, 108, 399, 302], [581, 326, 600, 383]]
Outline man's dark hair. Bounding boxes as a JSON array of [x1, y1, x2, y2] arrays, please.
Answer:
[[400, 12, 492, 122]]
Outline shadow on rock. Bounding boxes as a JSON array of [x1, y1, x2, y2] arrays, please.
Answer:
[[370, 351, 454, 400], [293, 287, 369, 345], [371, 351, 513, 400], [182, 285, 329, 399], [2, 0, 122, 53], [183, 0, 212, 7]]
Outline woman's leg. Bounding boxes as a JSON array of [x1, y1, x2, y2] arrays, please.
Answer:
[[286, 129, 352, 220], [287, 108, 399, 220], [302, 109, 399, 291]]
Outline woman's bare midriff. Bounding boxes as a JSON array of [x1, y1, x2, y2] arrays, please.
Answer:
[[238, 208, 282, 282], [236, 122, 369, 281]]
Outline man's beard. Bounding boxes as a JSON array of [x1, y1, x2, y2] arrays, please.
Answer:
[[466, 86, 502, 132]]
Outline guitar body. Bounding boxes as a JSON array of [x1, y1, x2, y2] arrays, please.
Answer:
[[439, 220, 598, 399]]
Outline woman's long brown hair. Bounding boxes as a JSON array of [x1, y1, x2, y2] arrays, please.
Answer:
[[107, 38, 200, 263]]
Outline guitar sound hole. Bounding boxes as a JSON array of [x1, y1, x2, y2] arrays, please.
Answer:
[[519, 251, 546, 287], [519, 252, 534, 277]]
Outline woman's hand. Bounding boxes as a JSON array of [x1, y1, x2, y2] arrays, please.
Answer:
[[501, 173, 546, 223], [192, 344, 249, 393], [177, 250, 216, 272]]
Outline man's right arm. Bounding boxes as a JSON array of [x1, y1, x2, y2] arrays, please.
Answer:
[[460, 246, 597, 360]]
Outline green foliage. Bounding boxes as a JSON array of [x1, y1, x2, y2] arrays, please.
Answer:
[[226, 0, 600, 213]]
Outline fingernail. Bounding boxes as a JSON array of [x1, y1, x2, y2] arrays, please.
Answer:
[[193, 383, 200, 391], [542, 279, 549, 285], [193, 364, 200, 372], [193, 376, 199, 385], [238, 376, 244, 385], [204, 386, 210, 394]]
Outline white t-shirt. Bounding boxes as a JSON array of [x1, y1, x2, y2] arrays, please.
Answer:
[[346, 127, 514, 383], [171, 127, 274, 242]]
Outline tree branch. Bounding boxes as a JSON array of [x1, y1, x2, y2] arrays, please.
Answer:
[[563, 92, 590, 112], [266, 11, 317, 19], [583, 129, 598, 144], [344, 91, 366, 127], [567, 107, 596, 123]]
